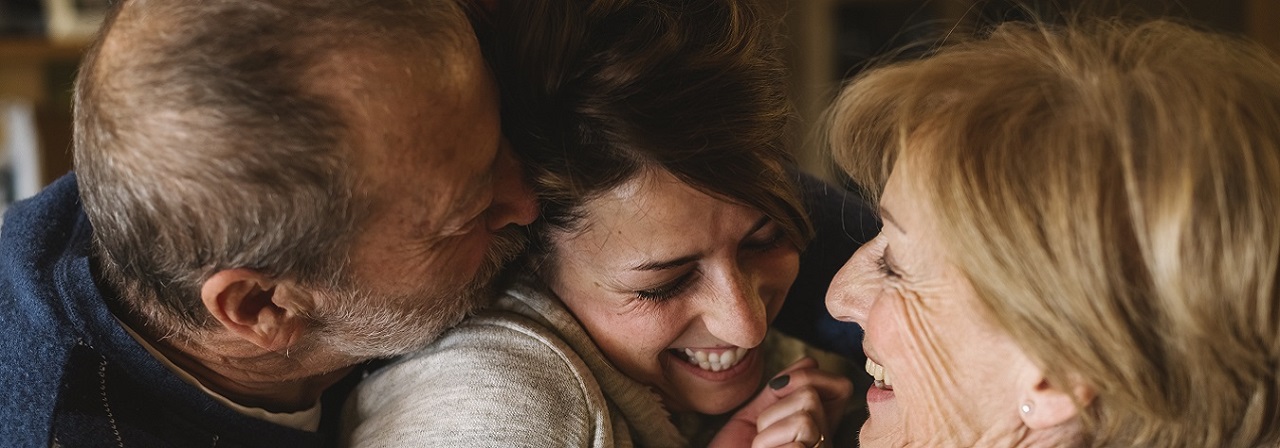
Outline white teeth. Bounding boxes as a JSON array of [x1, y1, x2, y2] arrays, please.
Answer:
[[680, 347, 749, 372], [865, 358, 894, 390]]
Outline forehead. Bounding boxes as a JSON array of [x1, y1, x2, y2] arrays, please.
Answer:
[[556, 169, 757, 262], [586, 170, 728, 229], [880, 160, 933, 235], [879, 162, 956, 282], [335, 41, 501, 232]]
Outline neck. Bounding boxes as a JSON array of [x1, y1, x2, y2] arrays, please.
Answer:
[[134, 324, 356, 413]]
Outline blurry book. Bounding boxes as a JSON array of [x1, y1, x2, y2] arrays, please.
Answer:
[[41, 0, 105, 42]]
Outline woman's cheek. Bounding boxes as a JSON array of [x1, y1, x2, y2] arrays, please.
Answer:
[[893, 299, 980, 443]]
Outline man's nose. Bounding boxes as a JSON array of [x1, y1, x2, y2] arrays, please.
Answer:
[[485, 142, 539, 231]]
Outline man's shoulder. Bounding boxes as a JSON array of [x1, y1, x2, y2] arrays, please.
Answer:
[[0, 174, 92, 446], [2, 172, 83, 241], [0, 174, 89, 309], [0, 320, 325, 448], [44, 341, 326, 448]]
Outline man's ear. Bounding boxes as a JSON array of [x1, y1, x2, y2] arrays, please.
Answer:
[[200, 269, 313, 352], [1020, 366, 1095, 430]]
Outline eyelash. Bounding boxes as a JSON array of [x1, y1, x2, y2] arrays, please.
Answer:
[[877, 255, 900, 279], [633, 224, 782, 302], [636, 272, 696, 302], [744, 226, 785, 252]]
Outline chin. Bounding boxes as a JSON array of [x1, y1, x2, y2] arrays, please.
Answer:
[[858, 415, 908, 448], [686, 383, 760, 416], [689, 398, 746, 416]]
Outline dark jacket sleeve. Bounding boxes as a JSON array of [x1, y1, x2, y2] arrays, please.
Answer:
[[775, 171, 880, 359]]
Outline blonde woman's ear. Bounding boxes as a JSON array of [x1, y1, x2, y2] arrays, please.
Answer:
[[1020, 372, 1095, 430]]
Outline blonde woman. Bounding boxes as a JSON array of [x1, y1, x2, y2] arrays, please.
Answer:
[[826, 20, 1280, 447]]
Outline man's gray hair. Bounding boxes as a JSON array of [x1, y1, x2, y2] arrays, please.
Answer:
[[74, 0, 470, 338]]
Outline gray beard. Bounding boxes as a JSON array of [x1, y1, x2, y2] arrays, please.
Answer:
[[307, 226, 528, 359]]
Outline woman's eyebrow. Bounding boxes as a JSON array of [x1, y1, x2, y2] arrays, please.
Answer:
[[741, 216, 770, 240], [631, 217, 770, 272], [631, 255, 698, 272], [879, 206, 904, 234]]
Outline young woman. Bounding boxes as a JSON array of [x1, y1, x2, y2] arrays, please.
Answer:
[[343, 0, 874, 446]]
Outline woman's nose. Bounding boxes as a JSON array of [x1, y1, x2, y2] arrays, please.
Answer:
[[485, 140, 539, 231], [702, 270, 768, 348], [826, 233, 887, 326]]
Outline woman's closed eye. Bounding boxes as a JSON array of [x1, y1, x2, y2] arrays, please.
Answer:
[[742, 222, 785, 253], [877, 246, 902, 279], [636, 271, 698, 302]]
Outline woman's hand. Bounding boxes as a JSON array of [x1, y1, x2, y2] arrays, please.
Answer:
[[708, 357, 853, 448]]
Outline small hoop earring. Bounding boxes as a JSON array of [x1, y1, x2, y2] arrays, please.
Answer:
[[1020, 402, 1034, 415]]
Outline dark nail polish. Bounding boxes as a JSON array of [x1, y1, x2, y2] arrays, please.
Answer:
[[769, 374, 790, 390]]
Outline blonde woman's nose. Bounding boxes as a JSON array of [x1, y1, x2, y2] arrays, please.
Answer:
[[826, 233, 887, 326]]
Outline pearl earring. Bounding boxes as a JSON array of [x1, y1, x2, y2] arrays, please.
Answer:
[[1020, 402, 1034, 416]]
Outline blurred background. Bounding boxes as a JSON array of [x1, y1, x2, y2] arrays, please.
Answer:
[[774, 0, 1279, 180], [1, 0, 1276, 216], [1, 0, 105, 220]]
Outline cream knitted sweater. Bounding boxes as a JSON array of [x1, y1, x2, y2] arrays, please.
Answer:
[[341, 282, 845, 447]]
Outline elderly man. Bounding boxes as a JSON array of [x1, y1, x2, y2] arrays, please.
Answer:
[[0, 0, 536, 446]]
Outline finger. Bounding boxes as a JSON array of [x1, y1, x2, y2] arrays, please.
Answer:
[[732, 376, 789, 424], [768, 367, 854, 402], [752, 440, 803, 448], [751, 412, 824, 448], [765, 368, 853, 434], [756, 387, 826, 434]]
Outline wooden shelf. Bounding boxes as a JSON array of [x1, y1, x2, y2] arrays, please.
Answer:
[[0, 37, 84, 106], [1, 37, 83, 187], [0, 37, 87, 63]]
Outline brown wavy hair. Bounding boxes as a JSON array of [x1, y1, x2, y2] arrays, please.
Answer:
[[488, 0, 813, 270]]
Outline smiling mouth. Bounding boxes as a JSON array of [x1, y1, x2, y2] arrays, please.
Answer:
[[669, 347, 750, 372], [866, 358, 894, 390]]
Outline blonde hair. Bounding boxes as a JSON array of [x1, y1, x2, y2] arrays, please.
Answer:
[[830, 20, 1280, 447]]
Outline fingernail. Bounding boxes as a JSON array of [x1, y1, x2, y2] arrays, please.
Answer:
[[769, 374, 790, 390]]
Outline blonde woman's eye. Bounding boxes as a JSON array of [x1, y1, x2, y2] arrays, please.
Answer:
[[877, 255, 900, 279]]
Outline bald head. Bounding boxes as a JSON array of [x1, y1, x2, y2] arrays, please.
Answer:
[[73, 0, 475, 337]]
